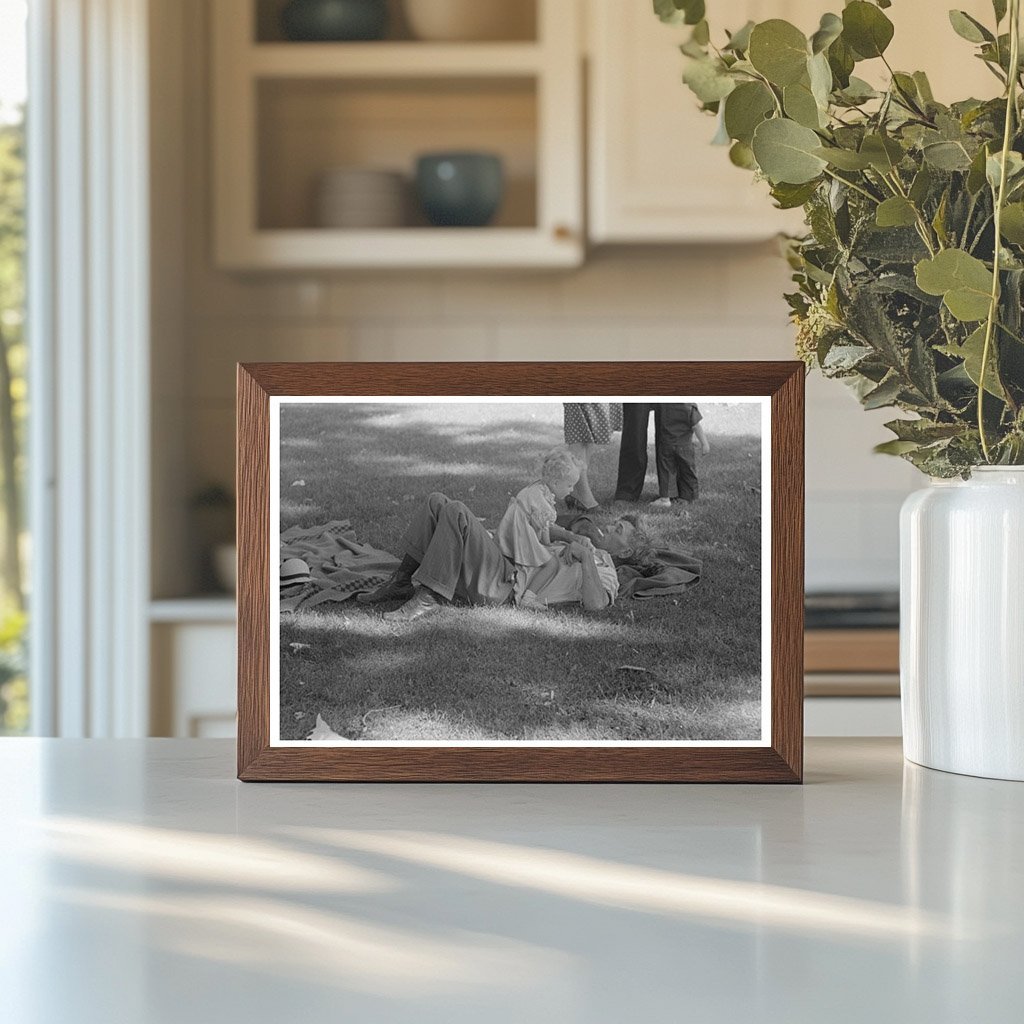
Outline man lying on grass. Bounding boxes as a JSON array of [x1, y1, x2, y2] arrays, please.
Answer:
[[358, 491, 646, 622]]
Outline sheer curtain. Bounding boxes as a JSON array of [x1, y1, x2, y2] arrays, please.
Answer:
[[28, 0, 150, 736]]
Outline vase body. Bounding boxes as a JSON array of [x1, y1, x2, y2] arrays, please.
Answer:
[[900, 468, 1024, 780]]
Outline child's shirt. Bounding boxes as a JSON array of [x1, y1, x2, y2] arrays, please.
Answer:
[[496, 482, 557, 568], [659, 403, 703, 446]]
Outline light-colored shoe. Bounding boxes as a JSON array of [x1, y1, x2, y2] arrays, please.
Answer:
[[649, 497, 672, 508], [382, 587, 444, 623]]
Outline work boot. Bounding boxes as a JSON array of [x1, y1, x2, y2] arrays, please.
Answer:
[[382, 587, 444, 623]]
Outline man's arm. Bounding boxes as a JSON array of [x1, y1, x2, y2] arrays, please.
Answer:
[[569, 541, 612, 610], [693, 422, 711, 455]]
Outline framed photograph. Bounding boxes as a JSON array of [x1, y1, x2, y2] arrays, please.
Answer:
[[237, 362, 804, 782]]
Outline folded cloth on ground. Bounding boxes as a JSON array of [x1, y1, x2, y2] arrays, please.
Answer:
[[616, 548, 702, 600], [280, 519, 400, 613]]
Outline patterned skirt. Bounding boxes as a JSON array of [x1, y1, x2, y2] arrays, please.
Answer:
[[562, 402, 624, 445]]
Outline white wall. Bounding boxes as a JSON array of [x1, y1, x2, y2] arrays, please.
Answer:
[[153, 0, 920, 599]]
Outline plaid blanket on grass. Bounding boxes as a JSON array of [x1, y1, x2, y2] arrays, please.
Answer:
[[280, 520, 400, 613]]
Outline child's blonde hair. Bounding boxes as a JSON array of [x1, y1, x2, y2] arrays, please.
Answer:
[[539, 446, 580, 491]]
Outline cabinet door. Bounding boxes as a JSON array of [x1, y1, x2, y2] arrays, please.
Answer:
[[588, 0, 1000, 245], [587, 0, 809, 242]]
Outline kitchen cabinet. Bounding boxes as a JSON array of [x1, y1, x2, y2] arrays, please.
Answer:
[[211, 0, 583, 269], [586, 0, 999, 244], [587, 0, 814, 243]]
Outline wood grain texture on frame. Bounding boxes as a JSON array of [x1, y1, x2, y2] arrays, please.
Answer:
[[237, 362, 805, 783]]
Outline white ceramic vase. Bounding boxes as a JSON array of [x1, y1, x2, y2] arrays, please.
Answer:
[[900, 467, 1024, 781]]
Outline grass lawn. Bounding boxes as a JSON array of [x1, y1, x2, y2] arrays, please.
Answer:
[[278, 402, 764, 742]]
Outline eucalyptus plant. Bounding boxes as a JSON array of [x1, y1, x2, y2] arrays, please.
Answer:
[[657, 0, 1024, 475]]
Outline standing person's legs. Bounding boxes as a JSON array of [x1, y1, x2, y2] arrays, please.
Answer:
[[408, 494, 514, 606], [674, 446, 699, 501], [614, 403, 655, 502], [568, 442, 597, 508], [654, 442, 677, 500]]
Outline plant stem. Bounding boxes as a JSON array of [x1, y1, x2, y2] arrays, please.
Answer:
[[822, 167, 880, 205], [884, 171, 939, 254], [979, 0, 1021, 462]]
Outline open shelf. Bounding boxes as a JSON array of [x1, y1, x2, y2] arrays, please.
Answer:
[[212, 0, 582, 268], [257, 76, 538, 232]]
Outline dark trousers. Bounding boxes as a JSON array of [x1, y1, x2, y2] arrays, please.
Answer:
[[614, 403, 664, 501], [657, 441, 699, 500], [402, 492, 514, 605]]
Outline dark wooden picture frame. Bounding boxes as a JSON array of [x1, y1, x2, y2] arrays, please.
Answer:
[[237, 362, 804, 782]]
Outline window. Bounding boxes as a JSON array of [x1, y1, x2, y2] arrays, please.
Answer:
[[0, 0, 28, 734]]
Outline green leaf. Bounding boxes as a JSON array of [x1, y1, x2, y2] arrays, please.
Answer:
[[915, 249, 994, 322], [932, 190, 950, 247], [913, 71, 935, 104], [842, 1, 895, 59], [986, 150, 1024, 191], [807, 51, 833, 109], [729, 140, 757, 169], [723, 81, 775, 144], [948, 10, 994, 44], [909, 164, 933, 205], [771, 180, 820, 209], [940, 325, 1006, 398], [875, 439, 922, 455], [827, 35, 856, 89], [691, 19, 710, 45], [751, 118, 828, 184], [682, 57, 736, 104], [653, 0, 705, 26], [810, 12, 843, 54], [784, 80, 825, 129], [923, 140, 972, 171], [748, 20, 809, 87], [814, 146, 872, 170], [724, 20, 755, 53], [860, 133, 904, 173], [884, 418, 963, 443], [862, 374, 903, 409], [891, 72, 924, 111], [967, 144, 991, 194], [876, 197, 918, 228], [1000, 203, 1024, 244], [993, 0, 1008, 24], [837, 76, 879, 104]]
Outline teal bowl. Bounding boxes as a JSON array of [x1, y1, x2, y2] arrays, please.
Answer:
[[415, 153, 505, 228], [281, 0, 388, 42]]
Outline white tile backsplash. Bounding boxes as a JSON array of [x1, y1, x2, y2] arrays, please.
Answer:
[[181, 250, 918, 592]]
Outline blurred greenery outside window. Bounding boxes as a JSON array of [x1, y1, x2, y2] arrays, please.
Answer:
[[0, 0, 28, 734]]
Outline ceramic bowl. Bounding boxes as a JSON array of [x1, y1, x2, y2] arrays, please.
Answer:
[[316, 168, 407, 228], [281, 0, 388, 42], [415, 152, 504, 227], [403, 0, 534, 42]]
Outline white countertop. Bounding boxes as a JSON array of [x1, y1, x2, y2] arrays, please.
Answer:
[[1, 738, 1020, 1023]]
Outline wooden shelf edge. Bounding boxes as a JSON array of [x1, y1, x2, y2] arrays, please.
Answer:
[[217, 228, 584, 270], [249, 42, 544, 79]]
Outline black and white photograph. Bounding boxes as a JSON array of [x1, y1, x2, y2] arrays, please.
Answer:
[[270, 396, 769, 746]]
